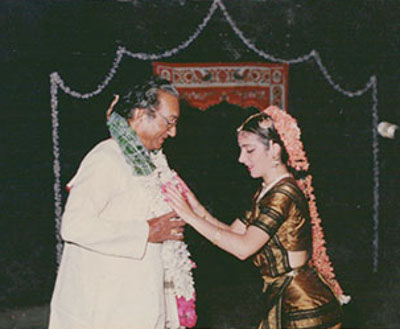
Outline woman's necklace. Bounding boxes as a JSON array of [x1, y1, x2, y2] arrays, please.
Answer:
[[257, 173, 292, 202]]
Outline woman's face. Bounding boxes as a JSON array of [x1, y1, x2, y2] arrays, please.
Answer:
[[237, 131, 272, 179]]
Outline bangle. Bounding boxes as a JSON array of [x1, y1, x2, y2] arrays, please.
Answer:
[[212, 228, 223, 245], [199, 208, 207, 220]]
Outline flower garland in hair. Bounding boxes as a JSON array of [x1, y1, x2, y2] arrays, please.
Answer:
[[264, 106, 350, 304], [264, 106, 309, 172]]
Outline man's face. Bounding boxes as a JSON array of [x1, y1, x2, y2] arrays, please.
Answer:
[[132, 90, 180, 151]]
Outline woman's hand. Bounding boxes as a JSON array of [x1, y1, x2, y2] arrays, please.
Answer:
[[175, 176, 206, 217], [162, 183, 199, 225]]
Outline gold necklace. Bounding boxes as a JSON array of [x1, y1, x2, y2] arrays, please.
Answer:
[[258, 173, 292, 201]]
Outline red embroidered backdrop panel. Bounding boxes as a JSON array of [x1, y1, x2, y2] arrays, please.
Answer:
[[153, 62, 289, 111]]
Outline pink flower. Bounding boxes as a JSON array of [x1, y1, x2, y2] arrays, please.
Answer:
[[177, 295, 198, 328], [264, 106, 310, 172]]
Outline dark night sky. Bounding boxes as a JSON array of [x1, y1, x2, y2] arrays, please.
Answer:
[[1, 1, 399, 328]]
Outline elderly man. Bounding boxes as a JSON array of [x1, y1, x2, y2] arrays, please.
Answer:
[[49, 77, 186, 329]]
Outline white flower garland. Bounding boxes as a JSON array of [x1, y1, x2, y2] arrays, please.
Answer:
[[51, 0, 380, 271], [162, 240, 195, 299], [151, 151, 196, 301]]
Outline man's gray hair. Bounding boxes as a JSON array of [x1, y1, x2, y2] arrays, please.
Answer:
[[115, 77, 179, 120]]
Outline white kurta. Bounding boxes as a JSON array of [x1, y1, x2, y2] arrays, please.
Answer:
[[49, 139, 171, 329]]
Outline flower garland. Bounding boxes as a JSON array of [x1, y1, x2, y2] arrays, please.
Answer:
[[264, 106, 350, 304], [264, 106, 309, 172], [151, 151, 198, 328]]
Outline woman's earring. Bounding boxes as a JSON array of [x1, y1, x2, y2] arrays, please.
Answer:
[[273, 156, 280, 167]]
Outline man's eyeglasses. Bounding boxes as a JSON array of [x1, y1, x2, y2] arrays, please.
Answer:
[[156, 111, 178, 128]]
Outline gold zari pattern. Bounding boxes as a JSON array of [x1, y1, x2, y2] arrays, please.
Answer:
[[241, 178, 342, 329]]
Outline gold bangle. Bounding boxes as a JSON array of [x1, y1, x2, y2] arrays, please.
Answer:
[[199, 208, 207, 220], [212, 228, 223, 245]]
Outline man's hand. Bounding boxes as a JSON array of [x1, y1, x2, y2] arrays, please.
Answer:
[[147, 211, 186, 243]]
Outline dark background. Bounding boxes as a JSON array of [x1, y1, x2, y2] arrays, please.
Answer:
[[1, 0, 399, 328]]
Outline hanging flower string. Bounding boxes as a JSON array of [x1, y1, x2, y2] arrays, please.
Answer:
[[264, 106, 350, 304], [152, 152, 198, 328]]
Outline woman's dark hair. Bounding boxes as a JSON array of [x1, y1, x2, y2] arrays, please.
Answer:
[[237, 111, 289, 165], [114, 76, 179, 120]]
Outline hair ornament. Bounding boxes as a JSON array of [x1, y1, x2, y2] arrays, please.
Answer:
[[236, 112, 263, 132], [258, 117, 273, 130], [263, 106, 309, 172]]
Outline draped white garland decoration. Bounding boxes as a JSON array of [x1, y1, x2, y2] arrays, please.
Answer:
[[151, 151, 196, 301], [50, 0, 380, 272]]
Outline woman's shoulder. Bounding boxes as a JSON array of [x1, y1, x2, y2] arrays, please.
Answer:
[[257, 178, 308, 218], [261, 177, 304, 204], [273, 177, 303, 195]]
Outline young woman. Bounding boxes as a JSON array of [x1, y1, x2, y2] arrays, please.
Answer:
[[163, 106, 345, 329]]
